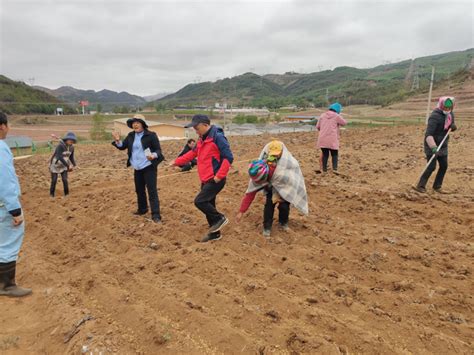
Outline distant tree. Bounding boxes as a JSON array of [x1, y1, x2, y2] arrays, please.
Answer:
[[294, 97, 307, 108], [113, 106, 130, 114], [245, 115, 259, 123], [155, 103, 167, 112], [232, 114, 259, 124], [90, 113, 110, 141], [97, 103, 103, 113]]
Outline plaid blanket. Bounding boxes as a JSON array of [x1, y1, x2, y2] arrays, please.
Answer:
[[246, 142, 308, 215]]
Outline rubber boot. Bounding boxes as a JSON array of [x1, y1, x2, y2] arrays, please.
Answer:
[[0, 261, 32, 297]]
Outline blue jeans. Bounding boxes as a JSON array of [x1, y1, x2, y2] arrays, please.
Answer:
[[0, 206, 25, 263]]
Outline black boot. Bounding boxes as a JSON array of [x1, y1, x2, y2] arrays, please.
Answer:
[[0, 261, 32, 297], [0, 262, 12, 291]]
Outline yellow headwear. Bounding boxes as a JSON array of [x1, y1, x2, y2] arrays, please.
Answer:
[[268, 140, 283, 157]]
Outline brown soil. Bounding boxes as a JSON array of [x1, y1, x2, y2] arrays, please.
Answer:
[[1, 124, 473, 354], [9, 124, 96, 142]]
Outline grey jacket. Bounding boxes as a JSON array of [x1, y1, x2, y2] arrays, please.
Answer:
[[50, 141, 76, 173]]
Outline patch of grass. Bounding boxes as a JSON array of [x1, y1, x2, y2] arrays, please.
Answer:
[[154, 333, 171, 345], [0, 335, 20, 351]]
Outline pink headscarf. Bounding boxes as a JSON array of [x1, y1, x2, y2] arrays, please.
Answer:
[[437, 96, 454, 130]]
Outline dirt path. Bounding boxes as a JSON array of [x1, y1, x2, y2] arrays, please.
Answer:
[[1, 124, 473, 354]]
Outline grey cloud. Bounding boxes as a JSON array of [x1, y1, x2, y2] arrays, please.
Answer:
[[1, 0, 472, 96]]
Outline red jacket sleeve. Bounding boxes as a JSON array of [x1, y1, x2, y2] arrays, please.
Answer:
[[175, 149, 197, 166], [216, 159, 231, 180], [239, 190, 258, 213]]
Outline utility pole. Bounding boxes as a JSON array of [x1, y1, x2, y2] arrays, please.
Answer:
[[411, 64, 419, 91], [223, 102, 226, 132], [424, 65, 435, 124], [325, 88, 329, 105]]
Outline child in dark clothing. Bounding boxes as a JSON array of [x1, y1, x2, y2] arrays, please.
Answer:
[[177, 139, 197, 172], [49, 132, 77, 197]]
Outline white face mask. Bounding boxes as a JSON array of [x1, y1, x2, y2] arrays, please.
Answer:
[[442, 110, 451, 115]]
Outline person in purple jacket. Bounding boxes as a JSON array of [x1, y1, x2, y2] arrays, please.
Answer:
[[316, 102, 347, 173]]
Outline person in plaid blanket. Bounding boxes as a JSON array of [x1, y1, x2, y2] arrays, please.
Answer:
[[236, 140, 308, 238]]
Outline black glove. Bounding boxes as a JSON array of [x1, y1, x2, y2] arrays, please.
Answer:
[[450, 123, 457, 132], [9, 208, 22, 217]]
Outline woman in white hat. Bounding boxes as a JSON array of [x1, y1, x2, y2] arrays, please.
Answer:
[[112, 114, 164, 223]]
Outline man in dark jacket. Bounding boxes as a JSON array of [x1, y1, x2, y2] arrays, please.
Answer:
[[177, 139, 197, 172], [112, 114, 164, 222], [171, 115, 233, 242], [415, 97, 457, 193]]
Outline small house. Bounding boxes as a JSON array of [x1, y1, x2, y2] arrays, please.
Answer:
[[5, 136, 33, 149]]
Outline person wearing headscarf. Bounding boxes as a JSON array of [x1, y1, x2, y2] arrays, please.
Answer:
[[49, 132, 77, 197], [112, 114, 165, 223], [316, 102, 347, 173], [0, 112, 32, 297], [414, 96, 457, 193], [236, 140, 308, 238]]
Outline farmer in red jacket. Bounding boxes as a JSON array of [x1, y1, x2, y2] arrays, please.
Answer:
[[171, 115, 234, 242]]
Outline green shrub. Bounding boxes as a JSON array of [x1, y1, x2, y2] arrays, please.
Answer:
[[89, 113, 109, 141]]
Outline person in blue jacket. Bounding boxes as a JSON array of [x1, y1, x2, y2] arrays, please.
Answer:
[[0, 112, 32, 297]]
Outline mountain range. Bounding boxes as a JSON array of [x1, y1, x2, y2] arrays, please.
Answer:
[[143, 92, 173, 102], [0, 75, 73, 114], [1, 48, 472, 114], [33, 86, 146, 110], [155, 48, 474, 108]]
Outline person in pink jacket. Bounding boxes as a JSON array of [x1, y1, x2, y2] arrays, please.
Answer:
[[316, 102, 347, 172]]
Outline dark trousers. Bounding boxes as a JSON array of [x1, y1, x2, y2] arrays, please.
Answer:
[[321, 148, 338, 171], [181, 159, 197, 172], [50, 171, 69, 196], [134, 164, 161, 218], [194, 179, 226, 227], [264, 190, 290, 230], [418, 154, 448, 189]]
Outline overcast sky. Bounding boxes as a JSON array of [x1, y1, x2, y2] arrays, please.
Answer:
[[1, 0, 473, 96]]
